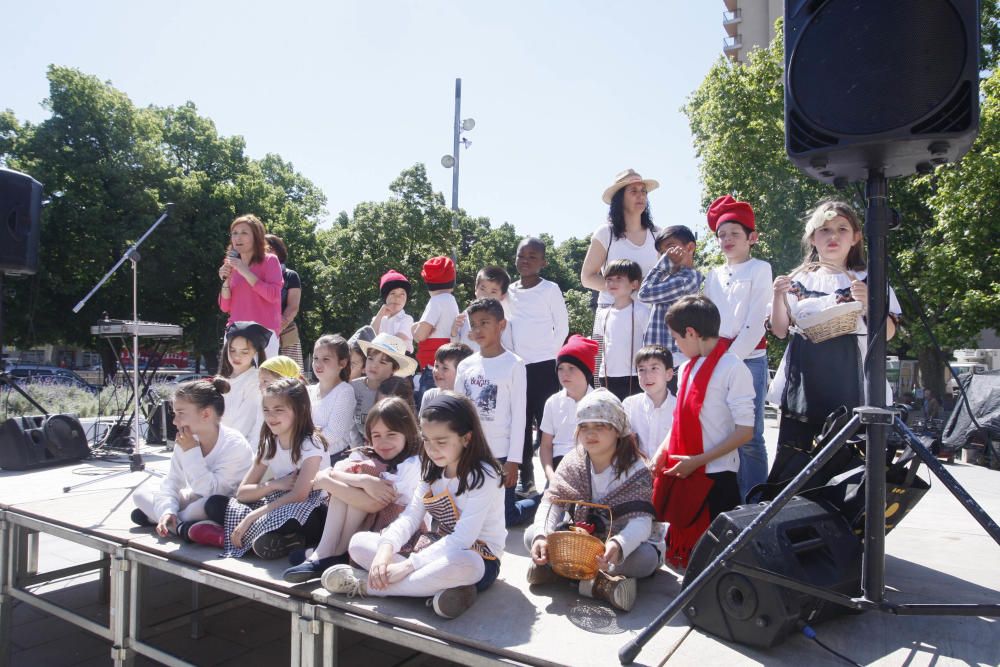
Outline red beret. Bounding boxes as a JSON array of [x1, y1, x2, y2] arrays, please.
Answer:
[[707, 195, 755, 232], [379, 270, 411, 301], [422, 256, 456, 290], [558, 334, 599, 376]]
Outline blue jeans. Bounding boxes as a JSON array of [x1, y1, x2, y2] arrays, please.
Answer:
[[738, 355, 769, 502], [499, 458, 539, 527]]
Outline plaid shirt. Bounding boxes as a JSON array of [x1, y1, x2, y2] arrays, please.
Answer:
[[636, 254, 703, 358]]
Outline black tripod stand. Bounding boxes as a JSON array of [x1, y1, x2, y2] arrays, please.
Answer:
[[619, 171, 1000, 665]]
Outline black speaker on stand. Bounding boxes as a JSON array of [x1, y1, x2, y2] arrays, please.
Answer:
[[0, 414, 91, 471], [0, 167, 43, 275], [682, 497, 861, 649]]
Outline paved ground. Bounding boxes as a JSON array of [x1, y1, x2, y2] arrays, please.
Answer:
[[5, 416, 1000, 666]]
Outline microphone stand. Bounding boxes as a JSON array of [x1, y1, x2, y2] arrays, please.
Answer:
[[64, 204, 173, 492]]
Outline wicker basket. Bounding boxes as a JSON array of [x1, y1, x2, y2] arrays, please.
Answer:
[[785, 262, 863, 343], [546, 500, 612, 580]]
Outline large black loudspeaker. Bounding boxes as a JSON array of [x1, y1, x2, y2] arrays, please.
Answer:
[[785, 0, 980, 184], [0, 167, 43, 275], [0, 414, 91, 470], [682, 497, 862, 649]]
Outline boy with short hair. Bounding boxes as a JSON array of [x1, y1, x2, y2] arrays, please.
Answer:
[[507, 237, 569, 497], [371, 270, 414, 353], [623, 345, 676, 461], [451, 266, 512, 353], [412, 256, 461, 405], [594, 259, 650, 401], [418, 342, 474, 414], [703, 195, 773, 501], [539, 335, 597, 485], [652, 295, 754, 570], [637, 226, 703, 374], [454, 298, 538, 527]]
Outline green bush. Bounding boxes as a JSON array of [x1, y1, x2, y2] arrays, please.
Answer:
[[1, 382, 173, 419]]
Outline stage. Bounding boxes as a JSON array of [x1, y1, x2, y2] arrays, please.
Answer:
[[2, 423, 999, 666]]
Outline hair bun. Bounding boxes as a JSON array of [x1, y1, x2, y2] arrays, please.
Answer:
[[211, 376, 231, 395]]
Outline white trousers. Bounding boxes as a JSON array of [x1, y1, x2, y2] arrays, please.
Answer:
[[133, 487, 209, 525], [348, 531, 484, 598]]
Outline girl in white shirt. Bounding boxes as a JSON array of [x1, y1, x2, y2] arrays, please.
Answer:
[[324, 391, 506, 620], [284, 397, 422, 583], [308, 335, 357, 462], [205, 379, 329, 559], [526, 389, 659, 613], [132, 378, 253, 541], [219, 323, 269, 446]]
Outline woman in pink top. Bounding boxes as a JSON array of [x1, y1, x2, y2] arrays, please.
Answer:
[[218, 214, 283, 358]]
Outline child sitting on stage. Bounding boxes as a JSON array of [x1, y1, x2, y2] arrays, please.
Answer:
[[418, 342, 473, 414], [323, 392, 506, 620], [282, 397, 422, 583], [131, 378, 253, 541], [652, 295, 754, 570], [219, 322, 271, 445], [526, 389, 659, 612], [200, 379, 329, 558], [308, 335, 357, 462]]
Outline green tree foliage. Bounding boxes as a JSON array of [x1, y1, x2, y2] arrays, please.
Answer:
[[1, 67, 326, 370], [684, 13, 1000, 394]]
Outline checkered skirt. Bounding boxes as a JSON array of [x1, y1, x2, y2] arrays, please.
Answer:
[[221, 489, 326, 558]]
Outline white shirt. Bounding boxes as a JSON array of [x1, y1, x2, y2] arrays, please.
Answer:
[[378, 310, 415, 353], [596, 300, 650, 377], [591, 224, 660, 307], [767, 269, 902, 405], [152, 425, 253, 520], [379, 465, 507, 570], [263, 435, 327, 479], [454, 299, 513, 353], [540, 386, 593, 459], [506, 278, 569, 364], [221, 368, 262, 445], [383, 456, 423, 509], [309, 382, 357, 455], [418, 293, 461, 339], [703, 258, 773, 360], [455, 351, 527, 463], [670, 352, 755, 474], [623, 391, 676, 460]]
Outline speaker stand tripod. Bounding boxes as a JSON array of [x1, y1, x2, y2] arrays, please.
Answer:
[[619, 171, 1000, 665], [62, 205, 172, 493]]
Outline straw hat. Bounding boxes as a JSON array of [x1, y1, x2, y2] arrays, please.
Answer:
[[602, 169, 660, 205], [357, 333, 418, 377]]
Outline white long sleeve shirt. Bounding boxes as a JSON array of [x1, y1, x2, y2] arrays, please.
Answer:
[[670, 352, 755, 474], [152, 425, 253, 520], [221, 368, 262, 445], [455, 351, 527, 463], [703, 258, 772, 360], [623, 391, 676, 460], [379, 466, 507, 569], [506, 278, 569, 363], [309, 382, 357, 456]]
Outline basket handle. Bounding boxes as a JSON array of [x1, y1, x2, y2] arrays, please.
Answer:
[[782, 261, 859, 328], [548, 498, 615, 547]]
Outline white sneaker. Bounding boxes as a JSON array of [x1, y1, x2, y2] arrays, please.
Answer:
[[321, 564, 367, 598]]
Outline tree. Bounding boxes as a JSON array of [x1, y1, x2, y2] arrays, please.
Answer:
[[684, 14, 1000, 394]]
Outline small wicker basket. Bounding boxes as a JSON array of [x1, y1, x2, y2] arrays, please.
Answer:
[[546, 500, 613, 580], [785, 262, 863, 344]]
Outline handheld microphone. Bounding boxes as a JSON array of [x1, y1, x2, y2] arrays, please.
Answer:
[[228, 249, 239, 259]]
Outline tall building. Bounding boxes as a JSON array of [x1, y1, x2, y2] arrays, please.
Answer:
[[723, 0, 783, 63]]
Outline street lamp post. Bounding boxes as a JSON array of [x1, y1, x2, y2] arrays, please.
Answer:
[[441, 78, 475, 212]]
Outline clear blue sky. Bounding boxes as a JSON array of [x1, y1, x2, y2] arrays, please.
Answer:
[[3, 2, 727, 243]]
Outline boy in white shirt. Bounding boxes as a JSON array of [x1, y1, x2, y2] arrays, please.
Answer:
[[539, 334, 597, 485], [594, 259, 650, 401], [418, 342, 473, 414], [371, 270, 414, 353], [507, 237, 569, 497], [703, 195, 773, 501], [454, 298, 537, 527], [652, 295, 754, 570], [412, 256, 461, 405], [623, 345, 676, 462], [450, 266, 513, 353]]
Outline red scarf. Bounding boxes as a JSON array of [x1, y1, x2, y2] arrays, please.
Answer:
[[652, 338, 732, 568]]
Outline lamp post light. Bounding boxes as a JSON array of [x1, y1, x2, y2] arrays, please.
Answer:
[[441, 78, 475, 213]]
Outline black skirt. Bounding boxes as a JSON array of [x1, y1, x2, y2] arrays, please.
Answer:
[[781, 333, 862, 424]]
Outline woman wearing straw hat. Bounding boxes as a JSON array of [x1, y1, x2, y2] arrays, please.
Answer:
[[579, 170, 661, 384]]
